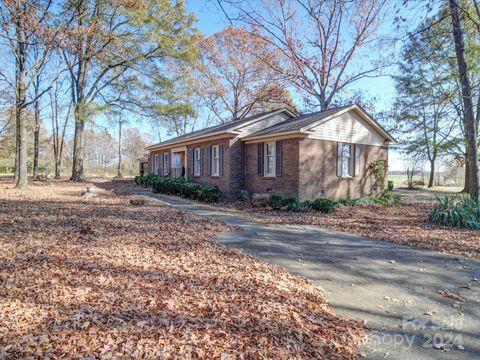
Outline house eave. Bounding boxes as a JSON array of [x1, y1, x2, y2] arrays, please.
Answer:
[[243, 131, 308, 144], [145, 131, 238, 152]]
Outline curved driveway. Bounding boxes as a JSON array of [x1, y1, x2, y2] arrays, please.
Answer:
[[136, 190, 480, 360]]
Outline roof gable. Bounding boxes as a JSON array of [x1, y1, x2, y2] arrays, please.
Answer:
[[243, 104, 395, 144]]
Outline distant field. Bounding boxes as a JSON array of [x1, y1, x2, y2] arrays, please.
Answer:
[[387, 174, 412, 188]]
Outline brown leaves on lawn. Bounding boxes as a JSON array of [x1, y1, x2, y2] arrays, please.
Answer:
[[0, 178, 364, 359]]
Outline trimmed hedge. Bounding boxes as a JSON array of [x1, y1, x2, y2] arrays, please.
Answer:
[[135, 174, 222, 203]]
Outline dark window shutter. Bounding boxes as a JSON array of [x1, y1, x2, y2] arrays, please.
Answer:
[[164, 153, 169, 175], [159, 153, 163, 176], [219, 144, 224, 176], [275, 140, 282, 177], [354, 144, 361, 176], [257, 143, 264, 176], [199, 148, 203, 176], [207, 146, 211, 175], [336, 142, 343, 177], [189, 148, 194, 176]]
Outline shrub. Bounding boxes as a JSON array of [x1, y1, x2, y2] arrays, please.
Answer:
[[354, 196, 377, 206], [266, 194, 301, 211], [238, 190, 249, 202], [429, 195, 480, 229], [251, 193, 270, 207], [142, 173, 159, 187], [334, 198, 355, 207], [375, 191, 401, 205], [310, 198, 334, 213], [134, 175, 143, 185], [150, 176, 222, 203], [266, 194, 286, 210], [285, 197, 301, 212], [300, 200, 312, 210], [388, 180, 394, 191]]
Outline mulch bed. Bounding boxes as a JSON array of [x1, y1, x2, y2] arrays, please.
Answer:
[[0, 178, 364, 359]]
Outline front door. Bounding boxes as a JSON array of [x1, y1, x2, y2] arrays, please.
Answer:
[[171, 151, 186, 178]]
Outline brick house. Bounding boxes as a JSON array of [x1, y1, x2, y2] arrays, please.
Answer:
[[143, 104, 395, 201]]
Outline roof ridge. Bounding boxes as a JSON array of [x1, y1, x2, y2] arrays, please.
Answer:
[[145, 107, 293, 150]]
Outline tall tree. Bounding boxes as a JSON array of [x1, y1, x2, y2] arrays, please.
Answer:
[[0, 0, 54, 188], [219, 0, 390, 110], [395, 16, 458, 188], [60, 0, 197, 181], [449, 0, 479, 199], [198, 26, 294, 123], [49, 75, 70, 179]]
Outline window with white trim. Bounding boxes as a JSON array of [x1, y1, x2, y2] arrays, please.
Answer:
[[194, 148, 201, 176], [264, 142, 276, 177], [342, 144, 353, 177], [154, 154, 159, 174], [211, 145, 220, 176], [163, 153, 169, 175]]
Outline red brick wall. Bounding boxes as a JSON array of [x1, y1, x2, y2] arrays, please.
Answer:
[[245, 138, 300, 198], [186, 138, 231, 193], [299, 138, 388, 201]]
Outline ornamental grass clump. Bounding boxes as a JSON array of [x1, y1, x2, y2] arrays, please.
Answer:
[[429, 195, 480, 230]]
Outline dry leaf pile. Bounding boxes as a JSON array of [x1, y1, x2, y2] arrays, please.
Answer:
[[216, 196, 480, 260], [0, 179, 364, 359]]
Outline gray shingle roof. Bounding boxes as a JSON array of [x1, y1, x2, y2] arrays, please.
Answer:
[[145, 108, 291, 150], [245, 105, 352, 138]]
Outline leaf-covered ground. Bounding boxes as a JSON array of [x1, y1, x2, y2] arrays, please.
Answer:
[[214, 191, 480, 260], [0, 178, 364, 359]]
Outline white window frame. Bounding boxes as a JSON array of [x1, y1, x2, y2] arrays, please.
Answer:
[[163, 153, 169, 175], [194, 148, 201, 176], [264, 142, 276, 177], [342, 143, 353, 177], [211, 145, 220, 176]]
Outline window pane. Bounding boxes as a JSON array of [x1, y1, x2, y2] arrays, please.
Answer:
[[266, 143, 273, 155], [342, 144, 351, 176], [266, 156, 273, 174]]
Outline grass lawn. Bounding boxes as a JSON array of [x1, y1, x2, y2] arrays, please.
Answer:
[[0, 178, 363, 359]]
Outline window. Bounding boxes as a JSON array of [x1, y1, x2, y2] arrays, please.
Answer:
[[194, 148, 201, 176], [264, 142, 276, 177], [211, 145, 220, 176], [342, 144, 353, 177], [163, 153, 169, 175]]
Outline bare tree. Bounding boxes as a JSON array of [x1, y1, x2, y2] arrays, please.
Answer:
[[49, 76, 70, 179], [219, 0, 390, 110], [0, 0, 55, 188]]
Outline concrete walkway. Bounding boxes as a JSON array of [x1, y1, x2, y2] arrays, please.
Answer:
[[136, 190, 480, 360]]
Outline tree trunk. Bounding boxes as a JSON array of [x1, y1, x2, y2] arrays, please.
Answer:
[[463, 155, 470, 193], [33, 83, 40, 179], [55, 159, 61, 179], [449, 0, 479, 200], [70, 103, 86, 182], [428, 158, 435, 188], [117, 120, 122, 178], [14, 28, 28, 189]]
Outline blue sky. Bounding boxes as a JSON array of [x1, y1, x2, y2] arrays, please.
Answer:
[[183, 0, 407, 170]]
